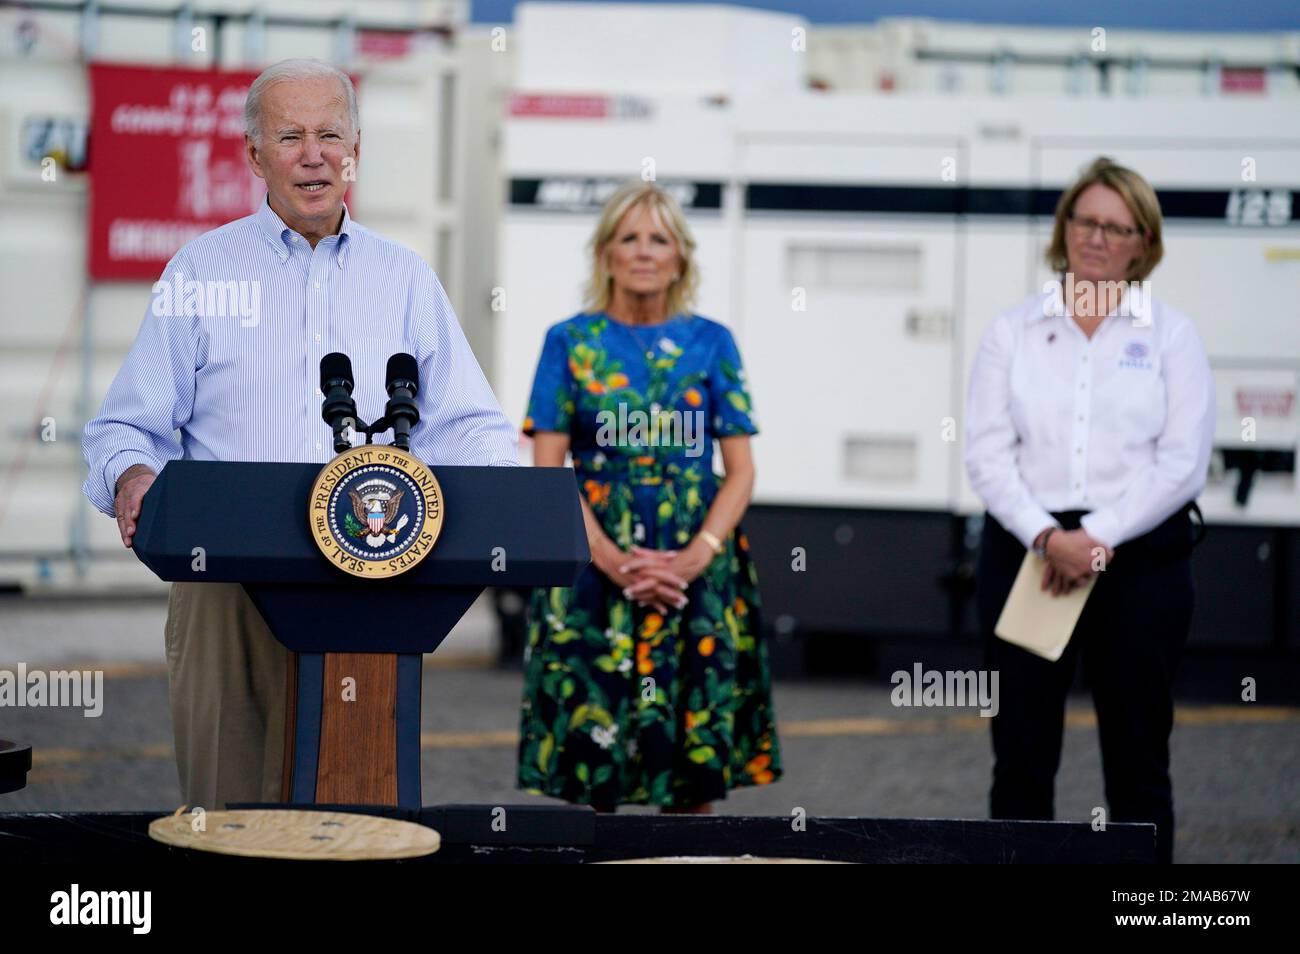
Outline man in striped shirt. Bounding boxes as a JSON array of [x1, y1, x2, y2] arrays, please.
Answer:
[[81, 59, 518, 810]]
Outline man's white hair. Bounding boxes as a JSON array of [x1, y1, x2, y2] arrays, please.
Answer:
[[244, 58, 359, 144]]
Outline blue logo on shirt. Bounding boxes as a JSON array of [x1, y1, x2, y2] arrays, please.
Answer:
[[1119, 341, 1152, 370]]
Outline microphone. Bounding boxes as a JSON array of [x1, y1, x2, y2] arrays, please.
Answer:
[[320, 353, 358, 452], [384, 353, 420, 451]]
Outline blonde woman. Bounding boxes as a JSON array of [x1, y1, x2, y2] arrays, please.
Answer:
[[965, 157, 1216, 863], [517, 181, 782, 813]]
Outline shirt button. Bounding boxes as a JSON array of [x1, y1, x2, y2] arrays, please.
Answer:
[[314, 334, 321, 342], [1082, 355, 1088, 363], [315, 388, 322, 396], [314, 281, 321, 289], [1076, 447, 1083, 454], [1078, 415, 1085, 422], [315, 442, 322, 450], [1075, 482, 1082, 489]]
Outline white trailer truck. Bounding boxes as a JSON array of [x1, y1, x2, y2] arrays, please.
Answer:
[[496, 10, 1299, 651]]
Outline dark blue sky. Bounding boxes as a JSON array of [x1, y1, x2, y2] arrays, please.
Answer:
[[471, 0, 1300, 30]]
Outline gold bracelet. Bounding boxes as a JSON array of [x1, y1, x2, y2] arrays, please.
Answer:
[[698, 529, 724, 554]]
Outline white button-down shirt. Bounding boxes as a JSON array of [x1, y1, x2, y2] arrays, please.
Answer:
[[82, 197, 518, 517], [964, 287, 1216, 550]]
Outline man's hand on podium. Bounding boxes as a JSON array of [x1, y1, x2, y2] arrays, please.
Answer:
[[114, 464, 157, 548]]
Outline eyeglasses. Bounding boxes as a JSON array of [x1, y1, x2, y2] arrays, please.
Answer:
[[1067, 212, 1141, 241]]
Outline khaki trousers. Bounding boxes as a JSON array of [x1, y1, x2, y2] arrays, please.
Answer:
[[164, 582, 288, 809]]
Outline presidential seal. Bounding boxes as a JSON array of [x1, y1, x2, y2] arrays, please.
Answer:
[[309, 446, 444, 578]]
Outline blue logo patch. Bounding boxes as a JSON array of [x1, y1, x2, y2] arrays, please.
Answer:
[[1119, 340, 1152, 370]]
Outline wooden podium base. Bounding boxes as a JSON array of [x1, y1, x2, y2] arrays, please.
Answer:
[[280, 650, 422, 808]]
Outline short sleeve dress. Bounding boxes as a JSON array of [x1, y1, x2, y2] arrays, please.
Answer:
[[517, 311, 782, 808]]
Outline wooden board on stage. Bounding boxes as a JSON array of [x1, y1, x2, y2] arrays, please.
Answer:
[[148, 809, 440, 861]]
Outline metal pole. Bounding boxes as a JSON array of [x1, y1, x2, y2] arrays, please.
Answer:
[[71, 283, 94, 580]]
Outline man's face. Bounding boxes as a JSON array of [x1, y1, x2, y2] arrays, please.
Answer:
[[245, 76, 358, 238]]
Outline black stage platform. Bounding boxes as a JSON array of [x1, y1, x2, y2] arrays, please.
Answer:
[[0, 805, 1156, 864]]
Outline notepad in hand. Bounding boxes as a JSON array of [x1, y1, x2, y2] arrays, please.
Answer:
[[994, 553, 1098, 661]]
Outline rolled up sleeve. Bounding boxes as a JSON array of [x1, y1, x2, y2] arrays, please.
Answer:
[[81, 257, 201, 516]]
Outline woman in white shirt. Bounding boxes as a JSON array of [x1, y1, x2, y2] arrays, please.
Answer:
[[964, 156, 1216, 864]]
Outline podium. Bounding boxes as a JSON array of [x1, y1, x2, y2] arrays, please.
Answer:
[[132, 459, 588, 810]]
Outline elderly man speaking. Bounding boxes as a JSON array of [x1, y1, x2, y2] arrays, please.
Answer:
[[81, 59, 518, 810]]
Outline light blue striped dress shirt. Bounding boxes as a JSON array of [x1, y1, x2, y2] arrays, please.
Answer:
[[83, 196, 519, 517]]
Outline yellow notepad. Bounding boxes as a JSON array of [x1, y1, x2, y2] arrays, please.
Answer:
[[994, 553, 1098, 661]]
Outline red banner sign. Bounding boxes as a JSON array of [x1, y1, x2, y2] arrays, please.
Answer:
[[89, 63, 264, 280], [508, 93, 654, 120], [1221, 68, 1267, 94]]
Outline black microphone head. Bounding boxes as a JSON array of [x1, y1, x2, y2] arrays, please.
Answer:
[[386, 352, 419, 396], [321, 352, 354, 392]]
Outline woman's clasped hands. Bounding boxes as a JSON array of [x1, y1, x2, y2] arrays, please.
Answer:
[[1040, 528, 1116, 596], [593, 537, 713, 615]]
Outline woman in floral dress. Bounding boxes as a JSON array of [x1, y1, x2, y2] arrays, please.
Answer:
[[516, 181, 782, 812]]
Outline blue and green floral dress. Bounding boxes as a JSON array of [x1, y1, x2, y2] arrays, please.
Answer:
[[517, 310, 782, 808]]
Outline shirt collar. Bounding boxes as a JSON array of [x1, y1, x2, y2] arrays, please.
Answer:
[[255, 194, 354, 267]]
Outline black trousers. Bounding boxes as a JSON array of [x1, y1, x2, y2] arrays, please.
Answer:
[[977, 507, 1196, 864]]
